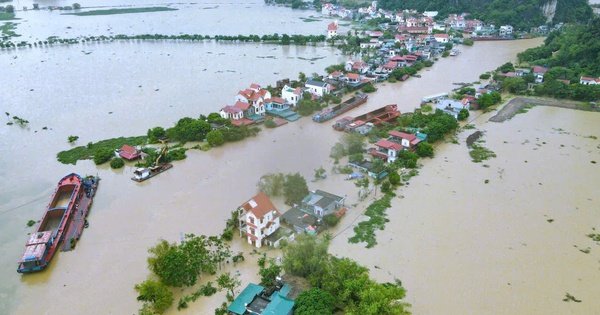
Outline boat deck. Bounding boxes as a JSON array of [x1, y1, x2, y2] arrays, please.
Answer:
[[61, 177, 99, 252]]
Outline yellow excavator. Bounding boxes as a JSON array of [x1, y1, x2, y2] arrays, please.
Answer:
[[131, 142, 173, 182]]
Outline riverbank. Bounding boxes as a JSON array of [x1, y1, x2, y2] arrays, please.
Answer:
[[489, 96, 599, 122]]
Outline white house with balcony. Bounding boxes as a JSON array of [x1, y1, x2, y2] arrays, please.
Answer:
[[238, 192, 282, 248], [305, 80, 330, 97], [281, 85, 303, 106]]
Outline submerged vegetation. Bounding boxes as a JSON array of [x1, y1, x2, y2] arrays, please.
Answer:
[[63, 7, 178, 16], [57, 136, 147, 165]]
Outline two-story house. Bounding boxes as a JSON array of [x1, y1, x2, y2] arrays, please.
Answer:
[[305, 80, 330, 97], [281, 84, 303, 106], [238, 192, 281, 248]]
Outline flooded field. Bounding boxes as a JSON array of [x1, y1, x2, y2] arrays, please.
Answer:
[[331, 106, 600, 314], [2, 32, 590, 315], [10, 0, 343, 40]]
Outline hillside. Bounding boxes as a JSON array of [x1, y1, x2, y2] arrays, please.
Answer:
[[377, 0, 593, 30]]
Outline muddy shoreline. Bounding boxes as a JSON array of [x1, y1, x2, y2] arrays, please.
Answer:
[[489, 97, 598, 123]]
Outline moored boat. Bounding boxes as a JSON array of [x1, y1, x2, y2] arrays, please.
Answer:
[[18, 173, 82, 273], [312, 93, 368, 123]]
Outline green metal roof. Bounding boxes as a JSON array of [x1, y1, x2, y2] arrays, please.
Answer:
[[262, 293, 295, 315], [228, 283, 264, 315]]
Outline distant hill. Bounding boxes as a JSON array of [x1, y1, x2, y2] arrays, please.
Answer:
[[377, 0, 593, 30]]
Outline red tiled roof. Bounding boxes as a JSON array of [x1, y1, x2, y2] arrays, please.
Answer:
[[119, 145, 140, 160], [580, 76, 600, 82], [383, 61, 397, 69], [235, 101, 251, 110], [250, 83, 260, 89], [434, 33, 449, 38], [375, 139, 402, 151], [222, 105, 242, 114], [328, 22, 338, 31], [346, 73, 360, 80], [267, 97, 285, 104], [532, 66, 548, 74], [241, 191, 280, 219], [389, 130, 416, 141], [330, 71, 342, 77]]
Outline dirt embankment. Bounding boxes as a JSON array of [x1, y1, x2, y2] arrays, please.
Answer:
[[489, 97, 597, 123]]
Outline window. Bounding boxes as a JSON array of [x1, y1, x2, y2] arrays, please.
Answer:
[[249, 217, 254, 224], [250, 228, 255, 235]]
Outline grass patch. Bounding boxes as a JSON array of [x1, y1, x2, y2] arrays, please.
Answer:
[[0, 12, 16, 21], [0, 22, 19, 37], [469, 143, 496, 163], [57, 136, 147, 165], [299, 17, 320, 22], [63, 7, 177, 16], [348, 193, 394, 248], [516, 103, 534, 115]]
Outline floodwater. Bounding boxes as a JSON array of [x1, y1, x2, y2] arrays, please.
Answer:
[[330, 106, 600, 315], [10, 0, 346, 40], [3, 16, 588, 315]]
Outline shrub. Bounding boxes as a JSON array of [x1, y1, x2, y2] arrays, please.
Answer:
[[26, 220, 36, 227], [68, 135, 79, 143], [166, 148, 186, 161], [206, 130, 225, 147], [479, 73, 491, 80], [93, 147, 114, 165], [264, 119, 277, 128], [457, 108, 470, 121], [110, 157, 125, 169], [463, 38, 474, 46], [361, 83, 377, 93], [323, 214, 340, 227], [416, 142, 434, 158]]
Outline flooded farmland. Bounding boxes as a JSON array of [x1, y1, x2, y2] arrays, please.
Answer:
[[3, 5, 598, 314]]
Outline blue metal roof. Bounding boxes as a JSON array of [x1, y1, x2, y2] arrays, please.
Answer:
[[262, 293, 294, 315], [228, 283, 264, 315]]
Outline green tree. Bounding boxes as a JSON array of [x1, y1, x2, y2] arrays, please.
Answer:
[[342, 132, 365, 155], [206, 130, 225, 147], [258, 256, 282, 288], [110, 157, 125, 169], [388, 171, 401, 186], [298, 72, 307, 82], [93, 147, 114, 165], [167, 117, 211, 142], [216, 272, 241, 299], [282, 234, 329, 281], [457, 108, 469, 121], [72, 3, 81, 9], [134, 279, 174, 314], [294, 288, 335, 315], [147, 127, 166, 143], [257, 173, 286, 196], [283, 173, 309, 205], [67, 135, 79, 143], [5, 5, 14, 13], [416, 142, 434, 158]]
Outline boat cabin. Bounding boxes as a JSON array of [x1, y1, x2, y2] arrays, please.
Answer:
[[133, 168, 150, 181], [19, 231, 53, 272]]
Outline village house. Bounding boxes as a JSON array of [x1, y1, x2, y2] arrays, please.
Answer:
[[532, 65, 548, 83], [388, 130, 422, 150], [305, 79, 330, 97], [499, 25, 514, 37], [327, 21, 338, 39], [436, 98, 469, 118], [219, 105, 244, 120], [345, 72, 361, 84], [433, 33, 450, 43], [116, 144, 142, 160], [282, 190, 345, 234], [281, 84, 303, 106], [235, 84, 271, 116], [228, 282, 294, 315], [237, 192, 282, 248], [370, 138, 402, 163], [580, 76, 600, 85]]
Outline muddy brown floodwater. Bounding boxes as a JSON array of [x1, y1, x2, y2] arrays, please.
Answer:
[[6, 37, 593, 315]]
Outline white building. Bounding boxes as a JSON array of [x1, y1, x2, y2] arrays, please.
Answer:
[[580, 76, 600, 85], [327, 21, 338, 39], [238, 192, 282, 248], [281, 85, 303, 106], [499, 25, 513, 36], [305, 79, 330, 97]]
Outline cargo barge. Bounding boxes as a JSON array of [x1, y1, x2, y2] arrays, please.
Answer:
[[17, 173, 99, 273], [312, 93, 368, 123], [333, 104, 400, 132]]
